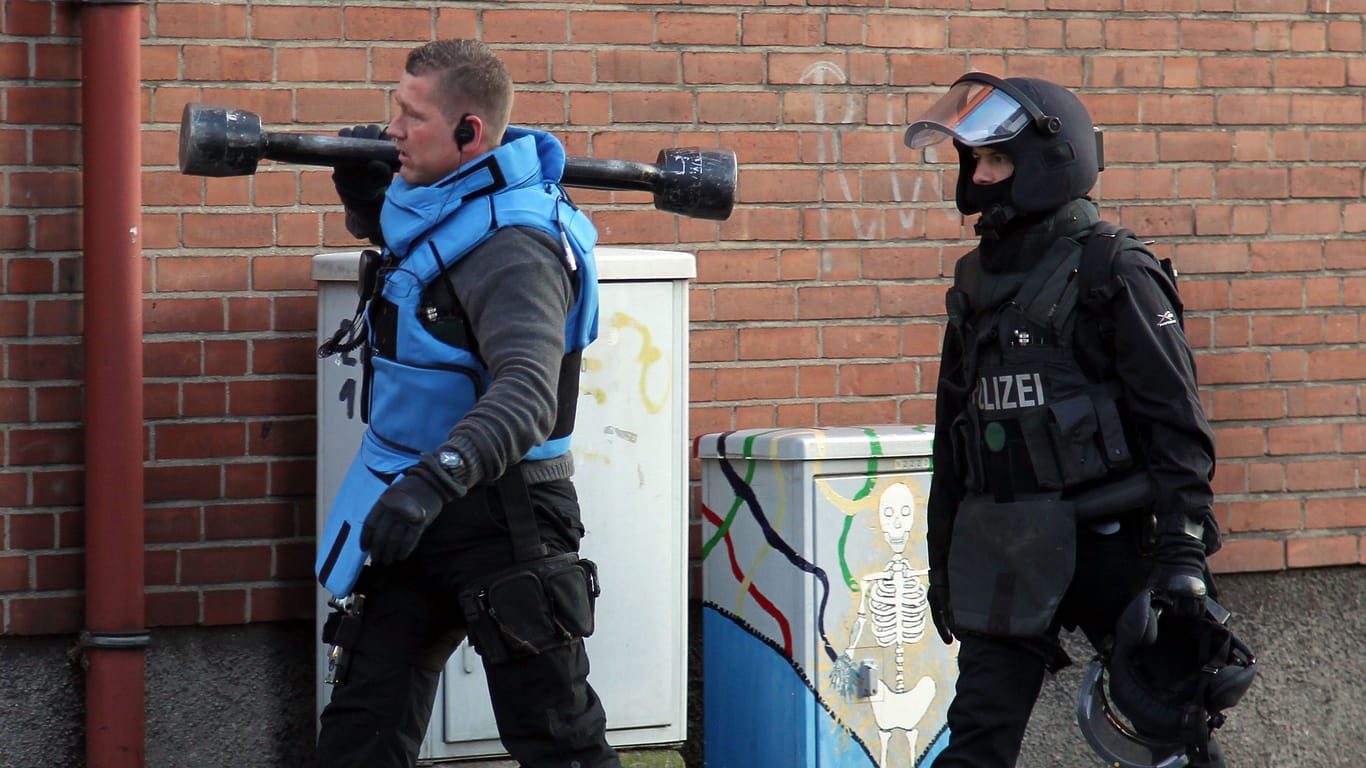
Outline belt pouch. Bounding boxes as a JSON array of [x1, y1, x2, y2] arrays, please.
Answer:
[[947, 495, 1076, 637], [459, 553, 595, 665]]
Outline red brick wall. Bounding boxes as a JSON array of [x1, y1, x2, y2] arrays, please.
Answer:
[[2, 2, 1362, 634]]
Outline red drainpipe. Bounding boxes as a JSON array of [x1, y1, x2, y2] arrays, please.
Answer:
[[79, 1, 147, 766]]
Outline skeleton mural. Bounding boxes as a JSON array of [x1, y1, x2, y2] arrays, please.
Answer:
[[699, 426, 956, 768], [842, 482, 938, 765]]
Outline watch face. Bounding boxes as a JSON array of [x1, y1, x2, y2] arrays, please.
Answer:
[[438, 451, 462, 469]]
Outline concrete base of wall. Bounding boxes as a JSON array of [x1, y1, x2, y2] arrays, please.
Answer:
[[1017, 565, 1365, 768], [0, 566, 1360, 767]]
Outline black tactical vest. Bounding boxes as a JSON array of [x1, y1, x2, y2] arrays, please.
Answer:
[[945, 225, 1135, 502]]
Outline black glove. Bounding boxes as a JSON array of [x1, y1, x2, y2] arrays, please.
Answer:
[[361, 452, 467, 564], [331, 124, 393, 243], [926, 577, 954, 645], [1151, 530, 1209, 619]]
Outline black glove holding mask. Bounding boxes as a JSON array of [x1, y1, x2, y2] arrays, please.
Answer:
[[361, 452, 468, 564], [331, 124, 393, 244], [1150, 527, 1210, 619]]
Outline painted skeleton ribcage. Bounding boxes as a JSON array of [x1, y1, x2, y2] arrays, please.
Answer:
[[870, 569, 928, 647]]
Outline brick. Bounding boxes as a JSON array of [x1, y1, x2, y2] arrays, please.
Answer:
[[0, 556, 29, 592], [34, 385, 80, 423], [8, 170, 79, 208], [6, 86, 78, 124], [145, 506, 203, 545], [247, 418, 315, 457], [156, 2, 248, 38], [144, 463, 220, 503], [1286, 458, 1358, 491], [8, 595, 81, 634], [739, 12, 817, 46], [277, 47, 365, 83], [9, 427, 81, 466], [817, 399, 899, 426], [570, 11, 655, 45], [713, 287, 794, 322], [738, 326, 818, 361], [268, 459, 314, 496], [182, 45, 273, 82], [1210, 538, 1284, 573], [251, 255, 313, 291], [250, 584, 314, 622], [1286, 535, 1359, 568], [1229, 491, 1300, 530], [797, 285, 877, 320], [838, 361, 918, 397], [8, 343, 80, 382], [1307, 347, 1366, 381], [141, 45, 180, 82], [154, 422, 245, 461], [224, 463, 269, 500], [181, 546, 272, 585], [714, 366, 796, 401], [33, 552, 81, 591], [798, 364, 838, 398], [203, 588, 248, 625], [482, 9, 568, 44], [683, 50, 770, 85], [252, 6, 342, 41], [878, 282, 949, 319], [295, 87, 387, 125], [146, 590, 199, 627], [143, 297, 225, 334], [8, 512, 55, 549]]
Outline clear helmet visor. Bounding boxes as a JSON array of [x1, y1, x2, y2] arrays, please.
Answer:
[[903, 80, 1031, 150]]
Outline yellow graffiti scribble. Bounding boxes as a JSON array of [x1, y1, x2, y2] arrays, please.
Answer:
[[610, 312, 669, 414], [817, 475, 924, 518]]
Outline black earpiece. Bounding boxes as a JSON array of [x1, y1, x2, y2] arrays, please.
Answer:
[[453, 113, 475, 149]]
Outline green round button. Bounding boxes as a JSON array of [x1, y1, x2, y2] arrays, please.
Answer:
[[984, 422, 1007, 452]]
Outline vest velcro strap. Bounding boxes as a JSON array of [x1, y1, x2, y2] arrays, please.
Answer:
[[1019, 238, 1083, 335], [496, 463, 548, 563]]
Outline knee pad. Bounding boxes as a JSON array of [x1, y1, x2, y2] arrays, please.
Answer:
[[459, 553, 600, 665]]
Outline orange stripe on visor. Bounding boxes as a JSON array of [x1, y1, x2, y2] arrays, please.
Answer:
[[904, 80, 1030, 150]]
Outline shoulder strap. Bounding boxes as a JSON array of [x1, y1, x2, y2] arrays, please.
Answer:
[[1078, 220, 1131, 308], [1079, 221, 1185, 329], [1017, 236, 1084, 336]]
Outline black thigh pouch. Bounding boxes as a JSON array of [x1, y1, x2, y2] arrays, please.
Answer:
[[458, 553, 600, 666], [947, 495, 1076, 638]]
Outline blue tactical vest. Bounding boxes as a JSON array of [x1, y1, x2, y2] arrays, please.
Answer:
[[315, 127, 600, 598]]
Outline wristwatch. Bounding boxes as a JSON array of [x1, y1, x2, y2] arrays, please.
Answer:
[[437, 448, 469, 478]]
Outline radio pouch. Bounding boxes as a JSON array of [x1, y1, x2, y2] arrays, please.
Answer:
[[947, 495, 1077, 638]]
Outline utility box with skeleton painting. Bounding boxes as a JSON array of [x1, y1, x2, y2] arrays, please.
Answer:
[[698, 425, 959, 768]]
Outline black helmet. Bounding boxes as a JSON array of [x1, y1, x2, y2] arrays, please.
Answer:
[[1076, 591, 1257, 768], [904, 73, 1100, 216]]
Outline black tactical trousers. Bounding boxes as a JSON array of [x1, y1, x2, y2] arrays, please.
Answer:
[[316, 478, 620, 768], [933, 519, 1159, 768]]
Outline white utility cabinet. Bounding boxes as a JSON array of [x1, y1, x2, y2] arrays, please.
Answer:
[[312, 247, 694, 760]]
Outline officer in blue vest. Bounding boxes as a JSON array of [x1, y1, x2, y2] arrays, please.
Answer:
[[904, 74, 1234, 767], [314, 39, 620, 768]]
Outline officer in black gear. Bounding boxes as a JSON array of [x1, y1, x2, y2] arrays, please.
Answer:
[[905, 73, 1234, 767]]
